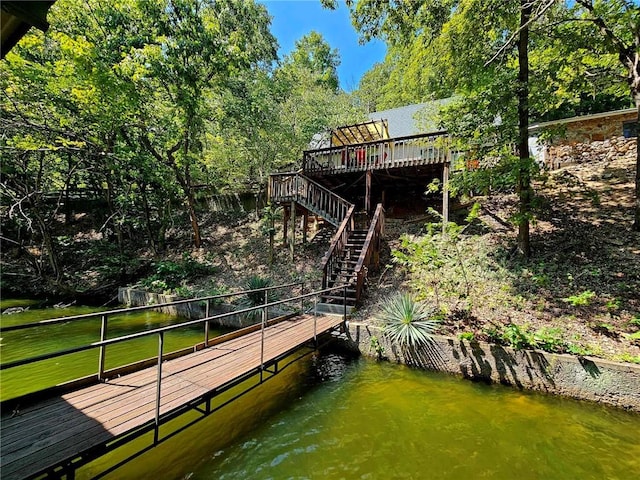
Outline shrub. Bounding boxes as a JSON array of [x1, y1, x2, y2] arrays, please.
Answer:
[[244, 275, 272, 306], [378, 294, 438, 349], [458, 331, 475, 342], [562, 290, 596, 307], [533, 327, 566, 353], [502, 323, 535, 350]]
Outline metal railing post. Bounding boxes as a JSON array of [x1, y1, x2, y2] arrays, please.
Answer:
[[260, 290, 267, 380], [154, 331, 164, 444], [97, 314, 107, 381], [313, 294, 318, 346], [204, 299, 210, 347]]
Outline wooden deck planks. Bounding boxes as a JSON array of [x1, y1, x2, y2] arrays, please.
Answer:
[[0, 314, 343, 480]]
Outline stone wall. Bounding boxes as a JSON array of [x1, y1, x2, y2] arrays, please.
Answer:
[[542, 111, 637, 169], [546, 135, 636, 170], [347, 322, 640, 412], [117, 287, 284, 328]]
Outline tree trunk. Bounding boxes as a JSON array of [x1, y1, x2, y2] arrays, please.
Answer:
[[140, 182, 158, 255], [634, 101, 640, 230], [517, 0, 532, 257]]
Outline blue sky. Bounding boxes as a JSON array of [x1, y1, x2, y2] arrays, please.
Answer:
[[259, 0, 387, 91]]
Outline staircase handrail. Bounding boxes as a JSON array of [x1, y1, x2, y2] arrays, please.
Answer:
[[321, 204, 356, 290], [269, 172, 353, 226], [353, 203, 385, 303]]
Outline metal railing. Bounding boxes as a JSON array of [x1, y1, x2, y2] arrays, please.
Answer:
[[0, 282, 303, 380], [1, 284, 350, 443], [303, 131, 452, 175]]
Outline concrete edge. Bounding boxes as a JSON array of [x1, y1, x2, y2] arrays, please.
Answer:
[[345, 322, 640, 413]]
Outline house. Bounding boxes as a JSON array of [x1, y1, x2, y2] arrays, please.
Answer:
[[269, 102, 454, 308], [529, 108, 637, 169]]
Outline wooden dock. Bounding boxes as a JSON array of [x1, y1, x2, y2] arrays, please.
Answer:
[[1, 313, 344, 480]]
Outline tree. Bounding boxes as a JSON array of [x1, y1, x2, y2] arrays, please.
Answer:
[[284, 31, 341, 92], [342, 0, 637, 251], [274, 32, 365, 164]]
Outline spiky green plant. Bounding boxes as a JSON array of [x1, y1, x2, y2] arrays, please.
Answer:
[[379, 294, 438, 349], [245, 275, 273, 303], [242, 275, 273, 321]]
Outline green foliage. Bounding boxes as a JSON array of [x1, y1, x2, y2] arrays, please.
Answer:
[[502, 324, 535, 351], [563, 290, 596, 307], [244, 275, 273, 307], [566, 343, 594, 357], [458, 331, 475, 342], [378, 293, 438, 349], [369, 335, 385, 359], [391, 208, 484, 306], [259, 204, 282, 237], [614, 353, 640, 365], [140, 256, 217, 293], [483, 323, 568, 353], [533, 327, 566, 353]]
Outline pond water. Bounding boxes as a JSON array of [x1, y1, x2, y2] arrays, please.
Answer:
[[3, 300, 639, 479], [0, 299, 224, 401], [81, 353, 640, 480]]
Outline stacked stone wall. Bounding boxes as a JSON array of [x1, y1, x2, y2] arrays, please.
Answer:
[[542, 111, 636, 169], [546, 135, 636, 170]]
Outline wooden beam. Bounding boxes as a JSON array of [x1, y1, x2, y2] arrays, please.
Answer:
[[290, 200, 296, 260], [365, 170, 372, 214], [302, 211, 308, 244], [283, 206, 289, 247], [442, 162, 450, 233]]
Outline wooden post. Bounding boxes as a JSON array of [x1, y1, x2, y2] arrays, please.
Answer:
[[442, 161, 450, 234], [282, 206, 289, 247], [365, 170, 372, 214], [290, 201, 296, 260], [302, 211, 308, 244]]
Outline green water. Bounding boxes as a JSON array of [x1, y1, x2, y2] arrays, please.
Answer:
[[79, 353, 639, 480], [0, 299, 223, 401], [3, 299, 639, 479]]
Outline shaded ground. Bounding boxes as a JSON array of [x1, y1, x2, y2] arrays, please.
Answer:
[[2, 155, 638, 364], [354, 153, 640, 363]]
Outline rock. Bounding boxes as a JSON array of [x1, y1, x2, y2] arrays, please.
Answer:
[[2, 307, 28, 315]]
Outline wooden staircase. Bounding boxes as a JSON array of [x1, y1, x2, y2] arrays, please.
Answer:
[[269, 172, 385, 312], [320, 229, 367, 306]]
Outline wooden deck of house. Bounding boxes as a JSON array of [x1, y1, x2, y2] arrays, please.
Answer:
[[0, 313, 344, 480], [302, 131, 452, 176]]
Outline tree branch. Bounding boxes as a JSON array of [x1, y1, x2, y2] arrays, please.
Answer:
[[485, 0, 557, 67]]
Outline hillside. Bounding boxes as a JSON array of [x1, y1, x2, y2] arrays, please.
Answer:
[[2, 155, 638, 364]]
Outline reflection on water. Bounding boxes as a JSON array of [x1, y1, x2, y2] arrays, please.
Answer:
[[0, 300, 224, 401], [3, 299, 638, 480], [79, 352, 640, 480]]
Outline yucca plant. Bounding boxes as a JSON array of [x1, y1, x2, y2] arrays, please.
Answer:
[[245, 275, 272, 306], [378, 294, 438, 349], [241, 275, 273, 321]]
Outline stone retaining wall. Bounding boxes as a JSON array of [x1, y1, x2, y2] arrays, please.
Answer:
[[347, 322, 640, 412], [118, 287, 285, 328], [546, 135, 636, 170]]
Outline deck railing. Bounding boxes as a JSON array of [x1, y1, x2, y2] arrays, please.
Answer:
[[303, 131, 451, 175], [269, 172, 353, 226], [353, 203, 385, 302], [321, 205, 356, 291]]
